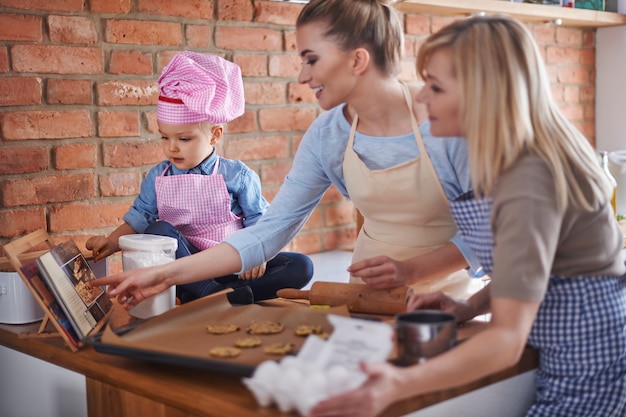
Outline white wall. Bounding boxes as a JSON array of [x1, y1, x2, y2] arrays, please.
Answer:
[[596, 26, 626, 152], [0, 345, 87, 417]]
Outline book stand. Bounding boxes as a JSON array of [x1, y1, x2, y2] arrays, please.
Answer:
[[2, 229, 111, 352]]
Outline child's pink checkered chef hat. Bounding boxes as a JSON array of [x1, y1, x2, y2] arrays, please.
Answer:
[[157, 52, 245, 125]]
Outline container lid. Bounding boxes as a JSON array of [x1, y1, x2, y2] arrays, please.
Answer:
[[118, 234, 178, 252]]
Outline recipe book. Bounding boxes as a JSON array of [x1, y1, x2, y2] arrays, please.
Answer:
[[35, 240, 113, 340], [20, 260, 81, 348]]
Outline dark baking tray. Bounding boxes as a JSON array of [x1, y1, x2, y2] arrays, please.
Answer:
[[84, 322, 255, 377]]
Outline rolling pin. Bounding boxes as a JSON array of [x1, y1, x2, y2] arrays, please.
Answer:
[[277, 282, 413, 315]]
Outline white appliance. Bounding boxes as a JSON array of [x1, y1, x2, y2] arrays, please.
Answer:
[[609, 150, 626, 218], [0, 271, 45, 324]]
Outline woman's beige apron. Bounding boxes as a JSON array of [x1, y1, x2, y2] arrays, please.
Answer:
[[342, 82, 478, 298]]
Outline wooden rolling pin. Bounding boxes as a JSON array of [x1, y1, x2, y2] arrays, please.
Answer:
[[277, 282, 413, 315]]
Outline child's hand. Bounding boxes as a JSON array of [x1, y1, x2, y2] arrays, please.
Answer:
[[239, 262, 267, 280], [86, 236, 117, 262]]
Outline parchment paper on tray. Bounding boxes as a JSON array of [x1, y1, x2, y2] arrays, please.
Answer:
[[100, 290, 350, 371]]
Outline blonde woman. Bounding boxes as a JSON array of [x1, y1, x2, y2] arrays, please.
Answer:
[[310, 15, 626, 417]]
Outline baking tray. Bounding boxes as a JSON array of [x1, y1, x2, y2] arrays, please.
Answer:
[[85, 291, 350, 377]]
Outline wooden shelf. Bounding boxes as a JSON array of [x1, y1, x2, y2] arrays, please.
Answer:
[[395, 0, 626, 28]]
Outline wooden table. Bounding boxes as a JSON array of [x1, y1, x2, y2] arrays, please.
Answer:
[[0, 302, 538, 417]]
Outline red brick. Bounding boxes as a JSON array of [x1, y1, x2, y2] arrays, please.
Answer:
[[258, 107, 316, 132], [226, 111, 256, 134], [320, 185, 344, 204], [54, 143, 96, 170], [233, 54, 268, 77], [145, 112, 159, 134], [0, 0, 84, 11], [48, 15, 97, 44], [532, 25, 556, 45], [284, 30, 297, 53], [405, 14, 430, 36], [253, 0, 301, 25], [431, 16, 459, 34], [1, 110, 91, 140], [138, 0, 213, 19], [556, 27, 584, 46], [0, 77, 42, 106], [186, 25, 212, 49], [99, 171, 142, 197], [90, 0, 131, 13], [96, 80, 159, 106], [98, 111, 140, 137], [288, 83, 314, 105], [580, 49, 595, 66], [0, 14, 42, 42], [290, 232, 322, 255], [0, 47, 8, 72], [563, 86, 579, 103], [47, 79, 92, 105], [224, 136, 290, 161], [1, 173, 95, 207], [49, 202, 131, 232], [0, 146, 48, 175], [325, 201, 355, 227], [546, 46, 580, 65], [243, 81, 285, 105], [323, 227, 357, 251], [217, 0, 253, 21], [260, 161, 292, 185], [103, 141, 163, 168], [581, 85, 595, 102], [269, 54, 301, 78], [301, 209, 323, 231], [11, 45, 102, 74], [105, 20, 182, 46], [404, 38, 417, 59], [559, 103, 585, 121], [0, 208, 46, 239], [215, 26, 282, 51], [156, 51, 183, 74], [557, 66, 590, 84]]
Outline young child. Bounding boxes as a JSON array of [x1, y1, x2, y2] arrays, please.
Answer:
[[86, 51, 313, 303]]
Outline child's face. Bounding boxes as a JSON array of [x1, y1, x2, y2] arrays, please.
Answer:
[[158, 122, 221, 170], [416, 48, 462, 138]]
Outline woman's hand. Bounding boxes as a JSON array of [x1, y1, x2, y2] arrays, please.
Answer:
[[239, 262, 267, 280], [407, 285, 492, 323], [91, 266, 171, 310], [309, 362, 406, 417], [348, 256, 412, 289]]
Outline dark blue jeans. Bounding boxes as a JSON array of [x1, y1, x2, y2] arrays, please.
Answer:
[[144, 221, 314, 304]]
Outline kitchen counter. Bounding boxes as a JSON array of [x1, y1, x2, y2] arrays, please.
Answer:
[[0, 300, 538, 417]]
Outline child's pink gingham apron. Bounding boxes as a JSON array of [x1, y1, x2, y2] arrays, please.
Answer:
[[155, 158, 243, 250]]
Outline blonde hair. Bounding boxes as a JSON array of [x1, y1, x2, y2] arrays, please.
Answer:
[[417, 15, 610, 211], [296, 0, 403, 77]]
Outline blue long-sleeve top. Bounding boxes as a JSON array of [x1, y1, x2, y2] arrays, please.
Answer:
[[224, 104, 482, 275], [123, 151, 269, 232]]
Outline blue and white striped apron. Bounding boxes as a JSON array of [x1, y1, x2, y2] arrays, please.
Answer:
[[450, 192, 626, 417]]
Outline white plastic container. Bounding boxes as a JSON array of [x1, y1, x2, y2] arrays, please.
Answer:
[[118, 234, 178, 319], [0, 271, 45, 324]]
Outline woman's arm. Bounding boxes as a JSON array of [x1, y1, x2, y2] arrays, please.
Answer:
[[309, 296, 539, 417], [93, 241, 243, 308]]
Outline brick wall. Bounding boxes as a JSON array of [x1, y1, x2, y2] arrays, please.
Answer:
[[0, 1, 597, 270]]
